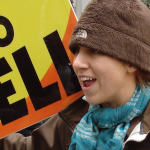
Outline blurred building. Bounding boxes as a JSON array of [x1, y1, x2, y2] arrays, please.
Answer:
[[70, 0, 150, 19], [70, 0, 91, 19]]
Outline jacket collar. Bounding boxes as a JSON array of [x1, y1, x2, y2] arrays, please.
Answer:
[[58, 96, 89, 132], [125, 100, 150, 139]]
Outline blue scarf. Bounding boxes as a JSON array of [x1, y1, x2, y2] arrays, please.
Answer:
[[69, 86, 150, 150]]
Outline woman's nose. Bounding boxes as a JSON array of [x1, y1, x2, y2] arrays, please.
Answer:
[[73, 51, 89, 71]]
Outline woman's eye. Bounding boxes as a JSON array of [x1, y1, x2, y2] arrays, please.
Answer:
[[72, 47, 80, 54], [91, 49, 99, 54]]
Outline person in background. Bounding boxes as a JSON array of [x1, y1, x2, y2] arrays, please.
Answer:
[[1, 0, 150, 149]]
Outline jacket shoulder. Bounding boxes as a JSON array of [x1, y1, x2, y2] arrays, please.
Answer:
[[59, 95, 89, 131], [32, 96, 89, 150]]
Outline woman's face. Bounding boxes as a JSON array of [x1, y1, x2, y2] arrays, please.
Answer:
[[73, 47, 136, 108]]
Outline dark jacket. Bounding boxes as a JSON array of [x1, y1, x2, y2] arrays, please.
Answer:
[[0, 96, 150, 150], [0, 96, 89, 150]]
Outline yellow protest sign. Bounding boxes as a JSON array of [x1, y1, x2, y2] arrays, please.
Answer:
[[0, 0, 83, 139]]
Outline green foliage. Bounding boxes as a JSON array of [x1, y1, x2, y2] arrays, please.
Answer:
[[141, 0, 150, 9]]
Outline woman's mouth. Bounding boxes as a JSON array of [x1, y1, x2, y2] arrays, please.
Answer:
[[80, 77, 96, 91]]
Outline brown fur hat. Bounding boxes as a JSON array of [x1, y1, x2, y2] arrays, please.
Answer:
[[69, 0, 150, 73]]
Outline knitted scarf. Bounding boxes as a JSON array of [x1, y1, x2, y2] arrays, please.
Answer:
[[69, 86, 150, 150]]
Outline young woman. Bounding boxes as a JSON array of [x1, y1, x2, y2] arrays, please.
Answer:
[[1, 0, 150, 149]]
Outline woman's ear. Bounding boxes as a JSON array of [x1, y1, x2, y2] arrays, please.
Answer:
[[126, 64, 137, 73]]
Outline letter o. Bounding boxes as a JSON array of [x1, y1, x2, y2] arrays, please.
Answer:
[[0, 16, 14, 47]]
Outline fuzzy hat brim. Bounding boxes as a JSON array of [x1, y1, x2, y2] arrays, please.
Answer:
[[69, 0, 150, 73]]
